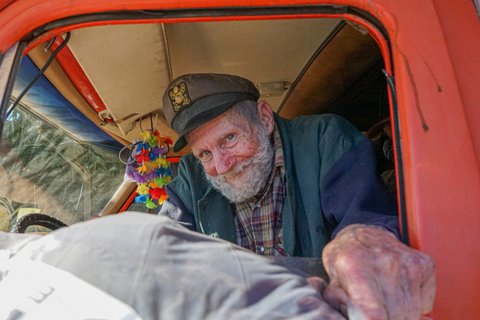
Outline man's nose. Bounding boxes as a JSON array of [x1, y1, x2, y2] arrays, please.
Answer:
[[213, 151, 235, 175]]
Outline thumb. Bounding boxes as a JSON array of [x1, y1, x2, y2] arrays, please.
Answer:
[[323, 280, 350, 317]]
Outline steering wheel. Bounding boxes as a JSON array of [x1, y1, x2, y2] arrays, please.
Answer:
[[11, 213, 67, 233]]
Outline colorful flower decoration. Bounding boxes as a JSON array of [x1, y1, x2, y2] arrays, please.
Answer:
[[125, 130, 173, 209]]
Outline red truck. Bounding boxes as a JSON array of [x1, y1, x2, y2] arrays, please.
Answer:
[[0, 0, 479, 318]]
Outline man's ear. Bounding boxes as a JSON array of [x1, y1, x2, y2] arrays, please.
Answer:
[[257, 100, 275, 135]]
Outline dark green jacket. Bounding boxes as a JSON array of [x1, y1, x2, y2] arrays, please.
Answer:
[[165, 114, 398, 257]]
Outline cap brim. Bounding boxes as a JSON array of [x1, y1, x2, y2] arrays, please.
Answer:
[[173, 136, 187, 153], [172, 101, 233, 152]]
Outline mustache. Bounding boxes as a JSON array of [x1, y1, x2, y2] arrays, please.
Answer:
[[221, 157, 254, 180]]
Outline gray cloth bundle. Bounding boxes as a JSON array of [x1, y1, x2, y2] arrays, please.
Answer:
[[0, 213, 344, 320]]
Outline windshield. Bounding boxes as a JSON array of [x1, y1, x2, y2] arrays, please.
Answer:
[[0, 56, 125, 232]]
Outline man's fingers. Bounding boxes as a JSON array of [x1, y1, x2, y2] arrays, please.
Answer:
[[401, 247, 436, 316], [323, 280, 350, 316], [325, 249, 391, 318], [306, 276, 328, 294], [323, 281, 380, 319], [342, 281, 390, 319], [322, 225, 436, 319], [421, 259, 436, 315], [300, 277, 348, 319]]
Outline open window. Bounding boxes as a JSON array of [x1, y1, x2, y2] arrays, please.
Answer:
[[0, 8, 398, 233]]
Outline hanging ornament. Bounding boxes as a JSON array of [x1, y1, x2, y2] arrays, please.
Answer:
[[122, 129, 173, 209]]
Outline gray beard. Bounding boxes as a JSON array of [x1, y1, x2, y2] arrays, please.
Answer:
[[205, 129, 274, 203]]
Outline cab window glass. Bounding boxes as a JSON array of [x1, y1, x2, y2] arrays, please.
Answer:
[[0, 56, 124, 232]]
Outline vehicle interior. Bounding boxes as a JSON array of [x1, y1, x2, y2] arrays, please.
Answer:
[[0, 14, 395, 234]]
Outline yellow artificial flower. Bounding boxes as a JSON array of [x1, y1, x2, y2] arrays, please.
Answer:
[[137, 163, 149, 174], [137, 183, 149, 195], [156, 158, 169, 167]]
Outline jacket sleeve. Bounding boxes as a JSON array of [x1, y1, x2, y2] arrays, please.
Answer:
[[157, 199, 195, 230], [320, 136, 400, 239], [157, 156, 199, 231]]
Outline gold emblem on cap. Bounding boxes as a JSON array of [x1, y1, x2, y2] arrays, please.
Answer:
[[168, 82, 191, 112]]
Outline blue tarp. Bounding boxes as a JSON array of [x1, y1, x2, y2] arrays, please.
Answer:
[[12, 56, 122, 150]]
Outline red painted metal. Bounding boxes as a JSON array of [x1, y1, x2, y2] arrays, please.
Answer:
[[167, 157, 180, 163], [21, 13, 348, 54], [118, 187, 138, 213], [1, 1, 479, 318], [0, 0, 15, 11], [49, 36, 108, 114]]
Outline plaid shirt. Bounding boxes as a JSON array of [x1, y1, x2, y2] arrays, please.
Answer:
[[234, 126, 286, 256]]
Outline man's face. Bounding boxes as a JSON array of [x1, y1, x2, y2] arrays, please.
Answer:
[[187, 108, 273, 203]]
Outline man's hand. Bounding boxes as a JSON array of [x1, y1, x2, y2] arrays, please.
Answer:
[[322, 224, 436, 320]]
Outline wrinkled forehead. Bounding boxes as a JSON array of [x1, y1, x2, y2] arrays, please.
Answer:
[[188, 114, 254, 148]]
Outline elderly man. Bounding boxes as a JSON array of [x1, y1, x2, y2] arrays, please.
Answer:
[[159, 73, 435, 319]]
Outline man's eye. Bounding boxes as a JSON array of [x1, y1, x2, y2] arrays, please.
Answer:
[[224, 133, 239, 146], [221, 134, 238, 149], [199, 151, 211, 160]]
